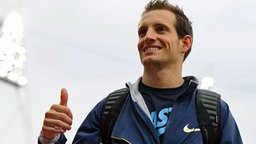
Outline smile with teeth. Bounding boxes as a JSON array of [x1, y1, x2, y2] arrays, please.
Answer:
[[144, 47, 161, 52]]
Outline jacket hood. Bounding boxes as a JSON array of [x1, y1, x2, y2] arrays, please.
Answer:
[[125, 76, 199, 121]]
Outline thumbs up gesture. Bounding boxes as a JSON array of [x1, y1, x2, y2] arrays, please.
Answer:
[[41, 88, 73, 140]]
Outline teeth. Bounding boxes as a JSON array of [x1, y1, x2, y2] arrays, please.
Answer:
[[145, 47, 159, 52]]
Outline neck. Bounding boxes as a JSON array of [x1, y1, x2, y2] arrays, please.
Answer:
[[142, 66, 184, 88]]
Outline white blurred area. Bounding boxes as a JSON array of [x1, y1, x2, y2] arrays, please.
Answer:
[[0, 0, 255, 144], [200, 77, 215, 91], [0, 12, 27, 86]]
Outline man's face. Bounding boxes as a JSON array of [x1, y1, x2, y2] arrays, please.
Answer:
[[137, 9, 183, 68]]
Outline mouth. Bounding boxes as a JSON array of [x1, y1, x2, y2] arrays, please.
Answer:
[[143, 46, 161, 52]]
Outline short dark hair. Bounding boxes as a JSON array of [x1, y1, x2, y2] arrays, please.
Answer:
[[142, 0, 193, 61]]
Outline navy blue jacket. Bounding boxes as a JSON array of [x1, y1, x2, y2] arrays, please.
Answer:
[[39, 77, 243, 144]]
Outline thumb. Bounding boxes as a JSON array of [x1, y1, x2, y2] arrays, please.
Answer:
[[60, 88, 68, 106]]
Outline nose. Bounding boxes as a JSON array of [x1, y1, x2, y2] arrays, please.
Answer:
[[144, 28, 156, 43]]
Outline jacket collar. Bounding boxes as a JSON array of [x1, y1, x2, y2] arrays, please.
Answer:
[[125, 76, 199, 119]]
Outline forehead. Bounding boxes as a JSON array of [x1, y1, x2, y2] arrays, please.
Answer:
[[138, 9, 176, 27]]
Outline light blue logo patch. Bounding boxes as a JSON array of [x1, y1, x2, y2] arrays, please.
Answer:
[[150, 107, 172, 136]]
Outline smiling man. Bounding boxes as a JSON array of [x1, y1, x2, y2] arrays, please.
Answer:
[[38, 0, 243, 143]]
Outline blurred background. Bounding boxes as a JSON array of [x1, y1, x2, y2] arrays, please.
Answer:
[[0, 0, 255, 143]]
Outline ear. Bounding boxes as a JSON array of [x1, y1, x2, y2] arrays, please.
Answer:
[[180, 35, 192, 53]]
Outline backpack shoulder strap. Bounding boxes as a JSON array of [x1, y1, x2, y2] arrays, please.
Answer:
[[101, 87, 129, 144], [196, 89, 221, 144]]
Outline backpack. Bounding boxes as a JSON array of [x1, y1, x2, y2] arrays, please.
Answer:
[[101, 88, 221, 144]]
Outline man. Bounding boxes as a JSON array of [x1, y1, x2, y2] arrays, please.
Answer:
[[39, 0, 243, 143]]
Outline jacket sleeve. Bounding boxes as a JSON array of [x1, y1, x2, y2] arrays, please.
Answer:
[[71, 98, 107, 144], [219, 100, 243, 144], [38, 134, 67, 144]]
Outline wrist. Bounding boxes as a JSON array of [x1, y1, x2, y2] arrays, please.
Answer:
[[39, 131, 60, 144]]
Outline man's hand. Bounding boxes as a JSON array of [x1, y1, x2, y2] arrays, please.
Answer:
[[41, 88, 73, 140]]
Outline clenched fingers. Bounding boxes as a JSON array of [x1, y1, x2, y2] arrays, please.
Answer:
[[44, 106, 73, 130], [50, 104, 73, 120]]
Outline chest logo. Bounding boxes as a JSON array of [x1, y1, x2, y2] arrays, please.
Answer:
[[183, 124, 200, 133]]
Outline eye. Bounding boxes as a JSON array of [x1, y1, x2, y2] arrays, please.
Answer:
[[138, 28, 147, 38], [156, 25, 167, 33]]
